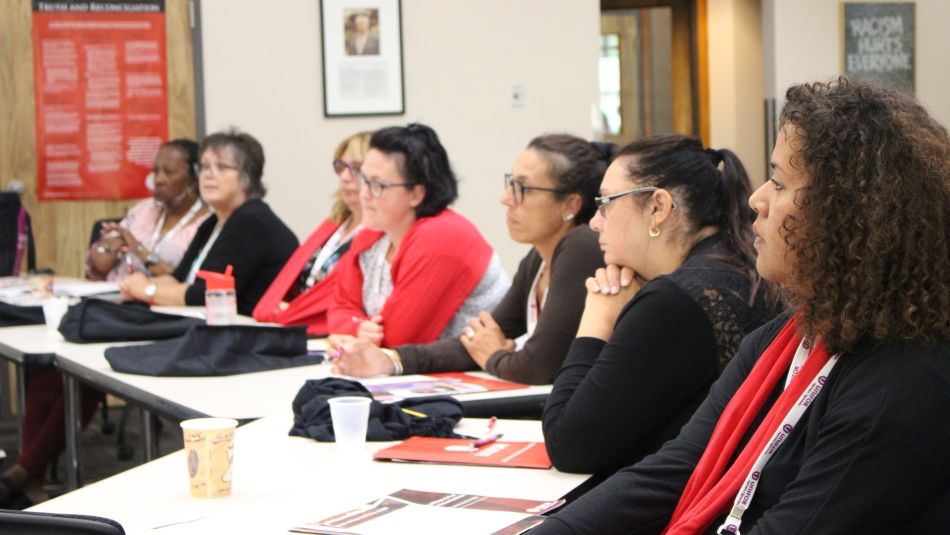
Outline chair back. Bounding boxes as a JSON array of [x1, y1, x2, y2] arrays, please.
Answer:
[[0, 509, 125, 534], [0, 192, 35, 276]]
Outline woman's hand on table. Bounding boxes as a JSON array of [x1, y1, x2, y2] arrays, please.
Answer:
[[328, 334, 394, 377], [118, 272, 151, 302]]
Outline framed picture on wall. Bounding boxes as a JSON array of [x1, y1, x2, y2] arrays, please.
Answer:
[[320, 0, 405, 116], [841, 2, 915, 93]]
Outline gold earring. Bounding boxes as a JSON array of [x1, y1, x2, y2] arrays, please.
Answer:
[[649, 226, 660, 238]]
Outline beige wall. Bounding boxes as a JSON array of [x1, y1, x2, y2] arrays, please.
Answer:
[[764, 0, 950, 125], [200, 0, 601, 274], [707, 0, 766, 184]]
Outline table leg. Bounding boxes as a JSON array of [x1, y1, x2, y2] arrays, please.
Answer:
[[141, 409, 156, 461], [63, 373, 82, 490], [16, 363, 26, 442]]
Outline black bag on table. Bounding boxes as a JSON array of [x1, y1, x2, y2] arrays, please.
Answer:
[[0, 302, 44, 327], [58, 298, 203, 343], [104, 324, 319, 376], [289, 377, 464, 442]]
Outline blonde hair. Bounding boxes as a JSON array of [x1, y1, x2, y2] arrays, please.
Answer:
[[329, 131, 373, 223]]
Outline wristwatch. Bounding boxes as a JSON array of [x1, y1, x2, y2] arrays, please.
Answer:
[[143, 283, 158, 302]]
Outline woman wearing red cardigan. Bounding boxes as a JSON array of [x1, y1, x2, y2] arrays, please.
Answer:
[[328, 123, 508, 355], [252, 132, 372, 334]]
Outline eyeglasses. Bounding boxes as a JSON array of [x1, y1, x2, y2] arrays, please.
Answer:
[[358, 172, 412, 198], [595, 186, 676, 218], [198, 161, 240, 176], [333, 159, 362, 176], [503, 173, 564, 204]]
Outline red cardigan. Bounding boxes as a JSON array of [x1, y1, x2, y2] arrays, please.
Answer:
[[327, 209, 493, 347], [252, 218, 342, 335]]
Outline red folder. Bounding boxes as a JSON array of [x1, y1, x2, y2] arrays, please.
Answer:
[[373, 436, 552, 469]]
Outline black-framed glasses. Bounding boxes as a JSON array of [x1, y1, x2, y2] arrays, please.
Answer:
[[333, 159, 362, 176], [358, 172, 412, 198], [198, 161, 240, 175], [595, 186, 675, 218], [504, 173, 564, 204]]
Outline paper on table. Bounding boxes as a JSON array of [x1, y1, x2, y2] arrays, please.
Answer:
[[291, 489, 563, 535], [53, 281, 120, 297]]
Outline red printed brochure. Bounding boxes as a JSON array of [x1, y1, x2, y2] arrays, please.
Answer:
[[373, 436, 552, 469]]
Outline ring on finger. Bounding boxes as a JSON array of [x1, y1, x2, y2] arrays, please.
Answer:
[[464, 326, 476, 340]]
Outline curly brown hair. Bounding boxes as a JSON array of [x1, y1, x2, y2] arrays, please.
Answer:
[[779, 78, 950, 353]]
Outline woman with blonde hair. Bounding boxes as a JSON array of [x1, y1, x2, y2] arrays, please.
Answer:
[[254, 132, 372, 334]]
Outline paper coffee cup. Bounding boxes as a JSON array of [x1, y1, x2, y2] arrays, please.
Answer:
[[179, 418, 238, 498]]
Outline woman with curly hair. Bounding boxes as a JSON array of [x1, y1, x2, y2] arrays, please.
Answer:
[[532, 78, 950, 534]]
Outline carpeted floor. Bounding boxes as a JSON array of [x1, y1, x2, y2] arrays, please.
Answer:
[[0, 402, 180, 508]]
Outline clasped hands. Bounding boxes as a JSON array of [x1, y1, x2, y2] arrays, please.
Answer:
[[576, 264, 642, 340]]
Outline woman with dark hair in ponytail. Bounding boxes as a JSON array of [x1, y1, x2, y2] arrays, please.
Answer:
[[542, 134, 782, 481]]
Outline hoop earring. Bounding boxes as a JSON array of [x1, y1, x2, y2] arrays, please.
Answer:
[[563, 213, 575, 221], [649, 226, 660, 238]]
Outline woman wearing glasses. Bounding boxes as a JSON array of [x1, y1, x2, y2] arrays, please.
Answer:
[[253, 132, 372, 334], [542, 134, 781, 482], [326, 123, 508, 353], [330, 134, 611, 384], [533, 79, 949, 535], [121, 129, 298, 315]]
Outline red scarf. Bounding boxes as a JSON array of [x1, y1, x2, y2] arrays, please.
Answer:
[[663, 316, 831, 534]]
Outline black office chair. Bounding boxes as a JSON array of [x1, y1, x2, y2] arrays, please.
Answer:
[[0, 509, 125, 534], [0, 191, 36, 276]]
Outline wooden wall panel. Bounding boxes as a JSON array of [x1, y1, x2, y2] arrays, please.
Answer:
[[0, 0, 196, 277]]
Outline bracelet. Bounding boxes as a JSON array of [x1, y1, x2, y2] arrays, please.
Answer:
[[380, 348, 403, 376]]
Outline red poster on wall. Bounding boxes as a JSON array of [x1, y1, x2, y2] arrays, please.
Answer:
[[32, 0, 168, 200]]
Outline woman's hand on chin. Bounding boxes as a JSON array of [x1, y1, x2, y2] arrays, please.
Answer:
[[576, 264, 642, 340]]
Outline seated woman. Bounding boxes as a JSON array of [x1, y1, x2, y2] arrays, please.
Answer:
[[542, 134, 780, 479], [121, 129, 298, 315], [0, 140, 212, 507], [87, 139, 210, 280], [532, 79, 950, 534], [327, 123, 508, 353], [253, 132, 371, 334], [330, 134, 611, 384]]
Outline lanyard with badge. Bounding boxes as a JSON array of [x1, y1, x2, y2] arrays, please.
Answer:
[[716, 337, 840, 535]]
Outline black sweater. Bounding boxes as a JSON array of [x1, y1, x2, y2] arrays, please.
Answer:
[[533, 312, 950, 534], [396, 225, 603, 384], [543, 236, 778, 476], [174, 199, 298, 315]]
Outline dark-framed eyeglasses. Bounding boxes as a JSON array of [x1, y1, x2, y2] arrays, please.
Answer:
[[358, 172, 413, 198], [595, 186, 676, 218], [503, 173, 564, 204], [333, 159, 362, 176]]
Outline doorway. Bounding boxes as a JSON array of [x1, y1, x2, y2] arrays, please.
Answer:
[[598, 0, 708, 145]]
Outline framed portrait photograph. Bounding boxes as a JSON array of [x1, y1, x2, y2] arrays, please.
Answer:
[[320, 0, 405, 116]]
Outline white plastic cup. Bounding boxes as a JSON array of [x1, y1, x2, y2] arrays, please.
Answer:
[[328, 396, 372, 449], [179, 417, 238, 498], [41, 297, 69, 338]]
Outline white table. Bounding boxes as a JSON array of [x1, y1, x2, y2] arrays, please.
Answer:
[[0, 321, 553, 491], [30, 415, 587, 534]]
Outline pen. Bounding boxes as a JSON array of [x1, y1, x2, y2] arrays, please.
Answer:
[[487, 416, 497, 434], [401, 408, 427, 418], [472, 433, 503, 449]]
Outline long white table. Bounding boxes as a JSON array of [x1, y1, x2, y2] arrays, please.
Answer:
[[0, 321, 553, 491], [29, 415, 587, 534]]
